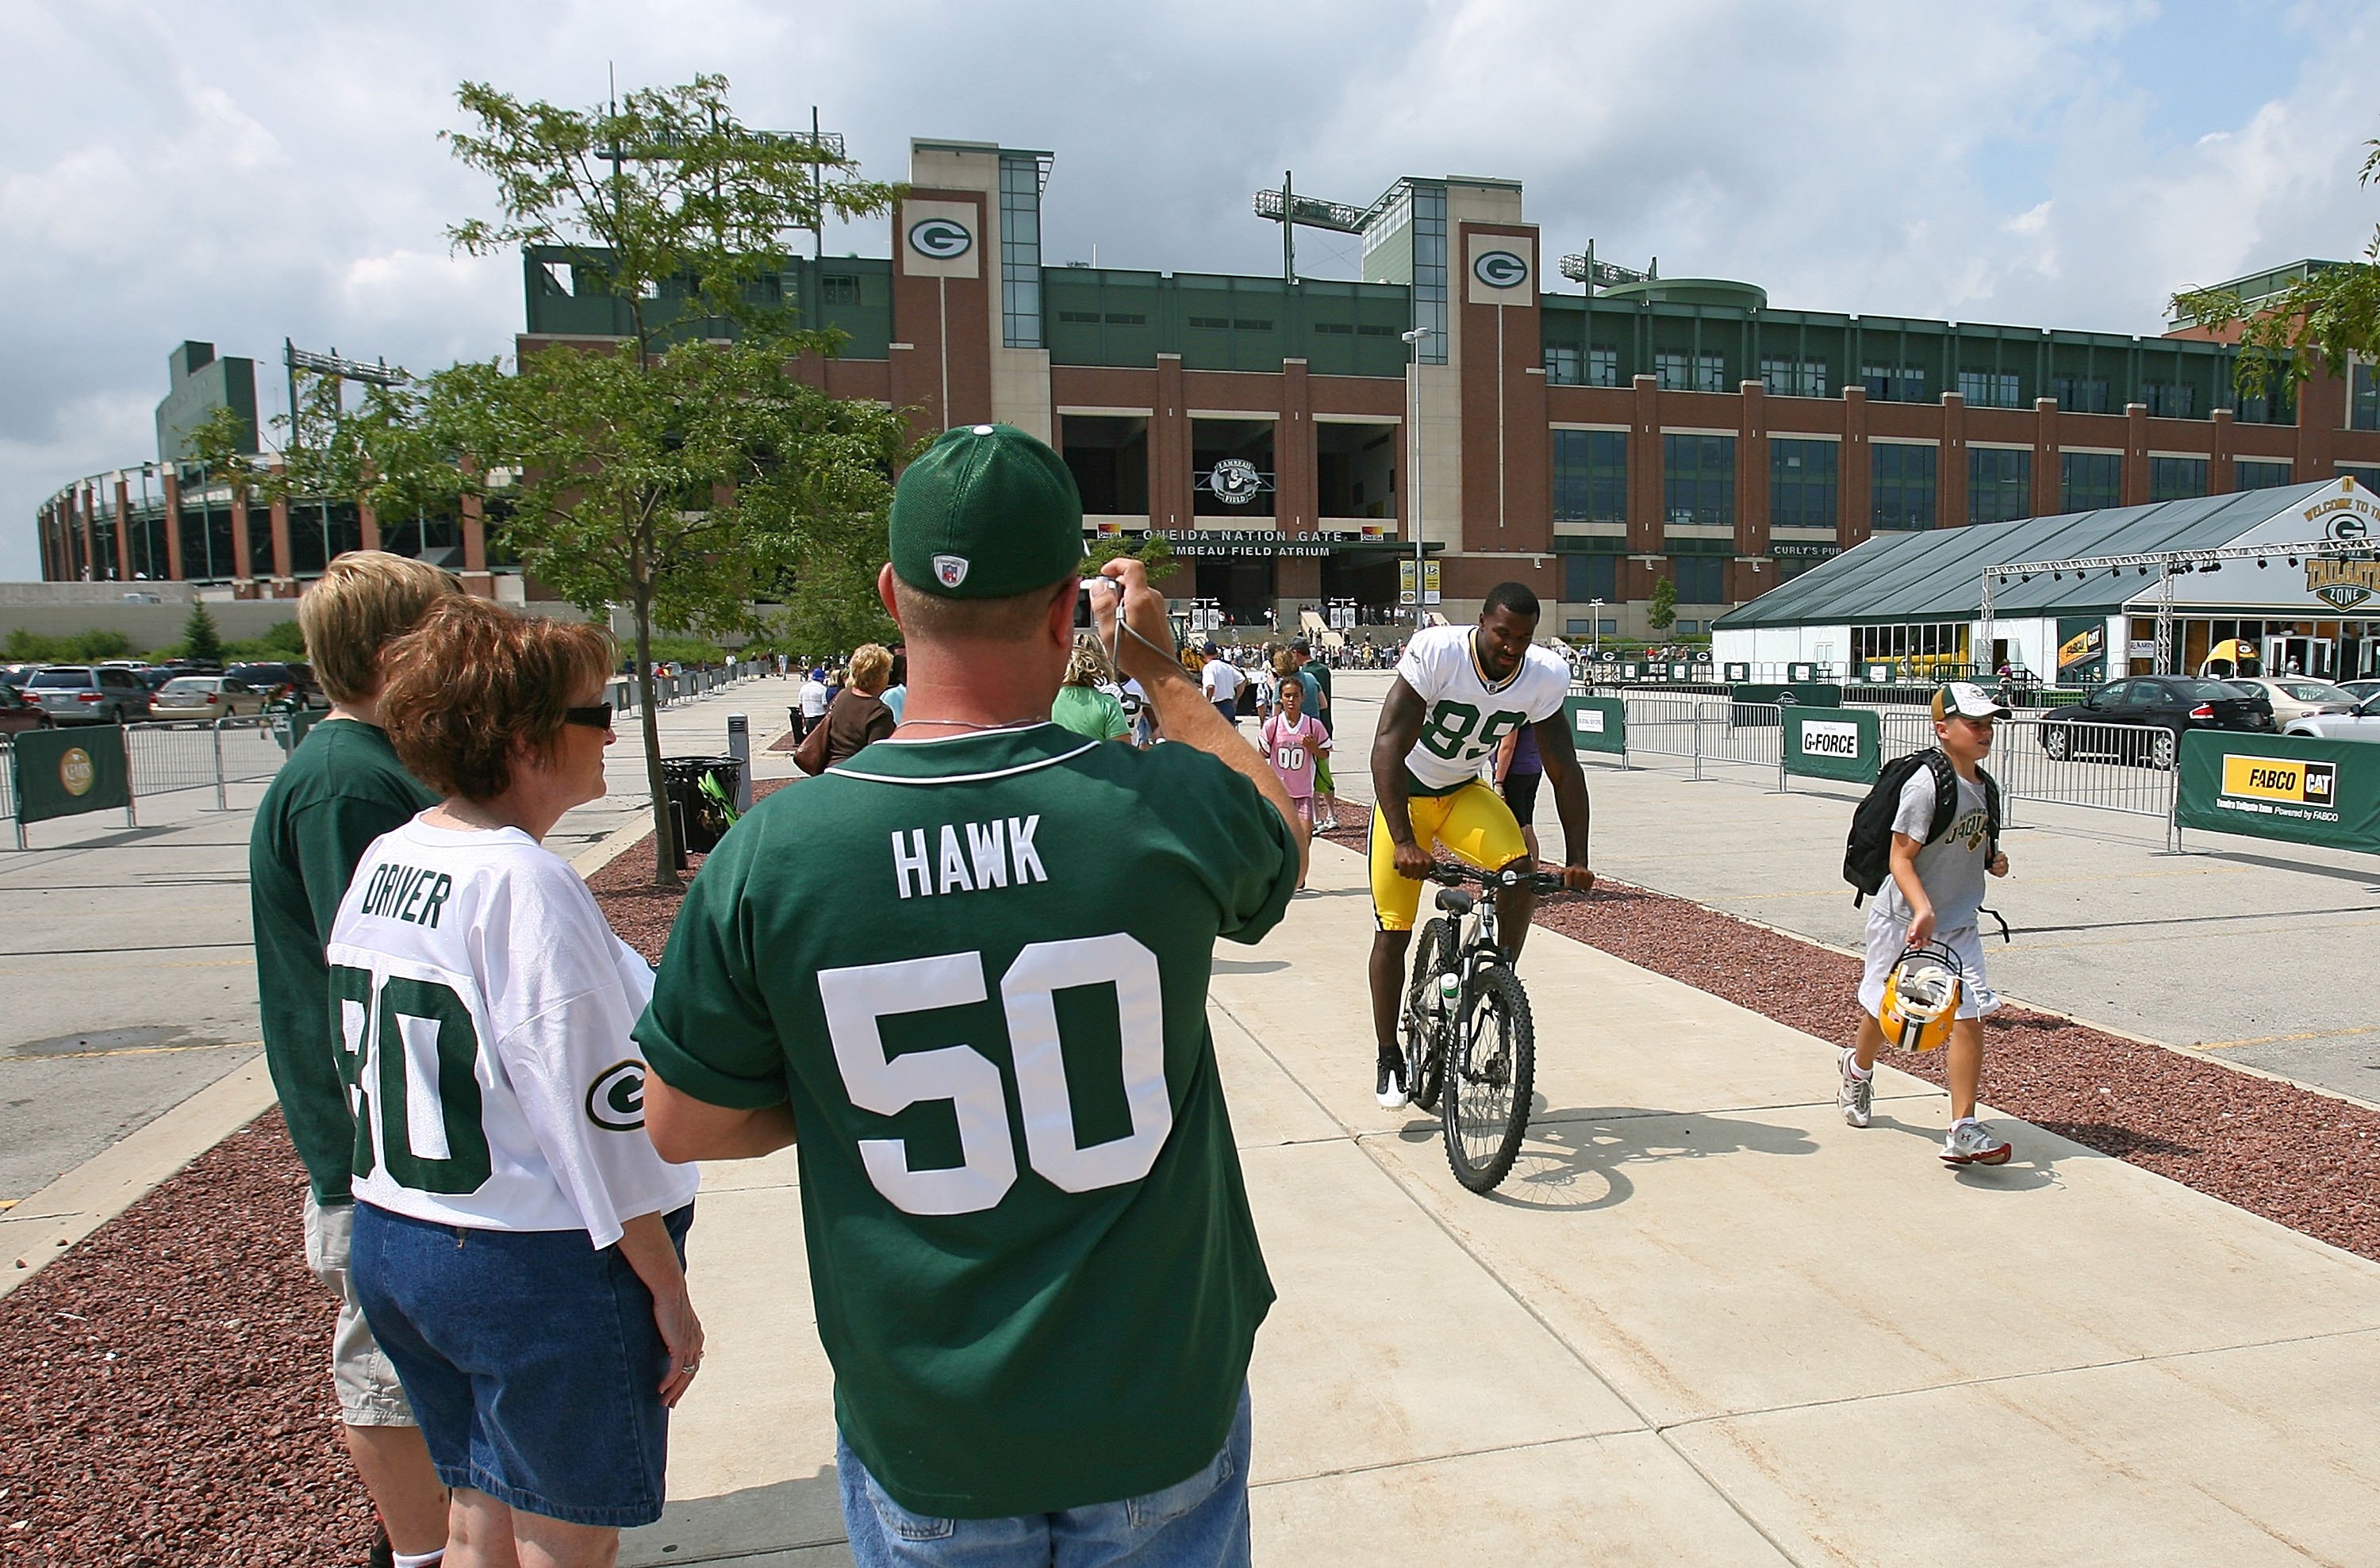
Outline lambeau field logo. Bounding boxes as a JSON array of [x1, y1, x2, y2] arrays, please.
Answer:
[[58, 746, 94, 798]]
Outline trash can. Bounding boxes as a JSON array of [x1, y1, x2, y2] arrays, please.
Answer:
[[660, 754, 745, 855]]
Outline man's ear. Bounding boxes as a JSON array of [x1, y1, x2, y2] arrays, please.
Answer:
[[1045, 579, 1081, 646], [878, 563, 904, 624]]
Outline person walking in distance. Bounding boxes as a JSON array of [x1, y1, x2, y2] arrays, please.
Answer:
[[1365, 585, 1595, 1109], [639, 424, 1303, 1566], [1200, 641, 1244, 731], [1838, 682, 2017, 1166], [248, 552, 459, 1568], [797, 668, 830, 738], [1261, 675, 1329, 889], [1288, 639, 1342, 830]]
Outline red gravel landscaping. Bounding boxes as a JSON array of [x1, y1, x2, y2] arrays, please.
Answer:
[[1313, 820, 2380, 1263]]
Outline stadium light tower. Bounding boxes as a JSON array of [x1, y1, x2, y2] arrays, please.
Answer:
[[1402, 325, 1435, 636]]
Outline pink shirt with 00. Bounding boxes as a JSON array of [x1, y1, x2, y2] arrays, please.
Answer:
[[1261, 712, 1327, 798]]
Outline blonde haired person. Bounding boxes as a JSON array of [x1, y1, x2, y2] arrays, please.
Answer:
[[817, 641, 899, 769], [339, 596, 701, 1567], [1051, 631, 1131, 742], [250, 551, 459, 1567]]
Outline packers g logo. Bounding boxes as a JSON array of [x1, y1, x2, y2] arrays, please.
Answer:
[[1473, 250, 1529, 289], [586, 1060, 648, 1131], [908, 218, 972, 260]]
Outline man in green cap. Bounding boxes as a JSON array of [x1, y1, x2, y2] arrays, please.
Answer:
[[640, 424, 1303, 1566]]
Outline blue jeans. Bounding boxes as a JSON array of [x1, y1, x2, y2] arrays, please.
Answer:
[[837, 1385, 1252, 1568]]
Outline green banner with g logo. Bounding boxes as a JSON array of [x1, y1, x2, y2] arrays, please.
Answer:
[[14, 725, 131, 825]]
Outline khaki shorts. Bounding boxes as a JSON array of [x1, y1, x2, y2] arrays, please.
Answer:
[[303, 1194, 416, 1428]]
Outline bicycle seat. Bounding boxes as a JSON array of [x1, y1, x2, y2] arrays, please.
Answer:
[[1434, 888, 1475, 916]]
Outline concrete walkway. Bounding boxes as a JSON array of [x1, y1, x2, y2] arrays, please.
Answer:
[[628, 838, 2380, 1566]]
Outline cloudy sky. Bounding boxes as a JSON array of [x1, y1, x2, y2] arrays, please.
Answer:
[[4, 0, 2374, 581]]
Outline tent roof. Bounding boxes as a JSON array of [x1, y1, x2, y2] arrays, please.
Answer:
[[1714, 481, 2340, 630]]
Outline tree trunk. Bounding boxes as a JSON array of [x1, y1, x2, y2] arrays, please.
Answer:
[[631, 576, 678, 887]]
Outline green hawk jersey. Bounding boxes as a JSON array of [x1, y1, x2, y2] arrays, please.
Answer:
[[638, 724, 1296, 1518], [249, 719, 438, 1205]]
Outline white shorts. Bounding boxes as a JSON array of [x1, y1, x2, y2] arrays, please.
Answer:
[[1856, 909, 2000, 1023]]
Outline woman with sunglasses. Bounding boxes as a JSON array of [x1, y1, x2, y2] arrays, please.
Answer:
[[333, 595, 702, 1567]]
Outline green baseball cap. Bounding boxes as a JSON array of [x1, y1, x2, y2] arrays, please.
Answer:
[[890, 424, 1083, 599]]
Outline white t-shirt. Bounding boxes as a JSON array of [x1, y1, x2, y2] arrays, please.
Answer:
[[1393, 625, 1571, 792], [1203, 658, 1244, 703], [329, 819, 700, 1248], [800, 679, 830, 718]]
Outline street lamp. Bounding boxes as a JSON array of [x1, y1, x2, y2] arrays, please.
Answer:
[[1588, 598, 1605, 661], [1401, 325, 1435, 638]]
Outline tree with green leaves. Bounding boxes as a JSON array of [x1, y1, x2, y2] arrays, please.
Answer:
[[182, 601, 225, 665], [2171, 140, 2380, 401], [1647, 573, 1677, 633], [365, 75, 914, 883]]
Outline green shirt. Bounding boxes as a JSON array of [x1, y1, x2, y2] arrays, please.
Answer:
[[1305, 659, 1334, 734], [1049, 684, 1129, 742], [638, 724, 1296, 1518], [249, 720, 437, 1205]]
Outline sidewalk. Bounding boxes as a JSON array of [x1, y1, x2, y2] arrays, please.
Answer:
[[627, 837, 2380, 1566]]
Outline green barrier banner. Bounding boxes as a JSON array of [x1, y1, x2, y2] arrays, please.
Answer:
[[275, 707, 328, 754], [1782, 706, 1879, 783], [2176, 730, 2380, 853], [1722, 662, 1751, 682], [14, 725, 131, 826], [1732, 683, 1845, 707], [1562, 695, 1627, 756]]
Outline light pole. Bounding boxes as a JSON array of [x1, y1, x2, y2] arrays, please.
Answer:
[[1401, 325, 1435, 638], [1589, 598, 1604, 662]]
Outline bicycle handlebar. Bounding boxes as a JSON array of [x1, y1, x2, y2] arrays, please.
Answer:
[[1428, 862, 1572, 894]]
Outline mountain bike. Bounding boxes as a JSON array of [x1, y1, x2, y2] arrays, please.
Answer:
[[1396, 861, 1568, 1194]]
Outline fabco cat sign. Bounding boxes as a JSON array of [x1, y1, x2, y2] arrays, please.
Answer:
[[2178, 730, 2380, 853]]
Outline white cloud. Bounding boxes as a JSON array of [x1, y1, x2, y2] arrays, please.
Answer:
[[3, 0, 2378, 581]]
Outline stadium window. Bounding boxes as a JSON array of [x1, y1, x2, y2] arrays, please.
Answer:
[[1656, 352, 1726, 392], [1589, 347, 1619, 387], [1861, 365, 1925, 403], [1666, 555, 1726, 604], [1775, 550, 1832, 581], [2149, 456, 2208, 500], [1663, 433, 1735, 525], [2236, 459, 2292, 490], [820, 274, 861, 307], [1956, 370, 2021, 408], [1760, 358, 1829, 397], [1563, 552, 1618, 602], [2336, 462, 2380, 492], [2061, 450, 2122, 511], [1552, 430, 1627, 523], [1769, 439, 1838, 531], [2142, 381, 2197, 418], [998, 153, 1044, 349], [1968, 447, 2031, 525], [2353, 364, 2380, 431], [1871, 443, 1937, 530], [1544, 344, 1581, 385], [2052, 374, 2109, 412]]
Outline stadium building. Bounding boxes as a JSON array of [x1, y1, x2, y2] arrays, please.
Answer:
[[36, 142, 2380, 635]]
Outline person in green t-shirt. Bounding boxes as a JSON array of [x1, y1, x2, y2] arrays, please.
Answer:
[[643, 424, 1305, 1565], [248, 551, 458, 1566], [1049, 633, 1130, 742]]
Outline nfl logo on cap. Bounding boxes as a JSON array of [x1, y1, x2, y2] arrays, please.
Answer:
[[933, 554, 970, 588]]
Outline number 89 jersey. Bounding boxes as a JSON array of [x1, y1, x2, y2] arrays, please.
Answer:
[[1395, 624, 1570, 792]]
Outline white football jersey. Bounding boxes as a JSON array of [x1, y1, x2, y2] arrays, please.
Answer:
[[1394, 625, 1572, 791], [328, 818, 698, 1248]]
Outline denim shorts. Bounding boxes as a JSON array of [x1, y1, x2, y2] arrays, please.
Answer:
[[351, 1201, 694, 1528], [837, 1384, 1251, 1568]]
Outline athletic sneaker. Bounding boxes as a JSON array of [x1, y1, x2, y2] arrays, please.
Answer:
[[1940, 1119, 2013, 1167], [1836, 1049, 1874, 1129], [1376, 1055, 1409, 1110]]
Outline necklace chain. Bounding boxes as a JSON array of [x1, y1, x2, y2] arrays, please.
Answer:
[[899, 716, 1048, 734]]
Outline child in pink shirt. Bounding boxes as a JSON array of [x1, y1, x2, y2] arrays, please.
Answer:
[[1261, 680, 1330, 887]]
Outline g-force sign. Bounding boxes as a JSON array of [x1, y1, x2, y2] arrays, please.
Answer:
[[2220, 754, 2340, 822], [1798, 721, 1862, 759]]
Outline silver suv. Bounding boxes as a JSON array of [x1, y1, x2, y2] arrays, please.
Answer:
[[25, 665, 146, 726]]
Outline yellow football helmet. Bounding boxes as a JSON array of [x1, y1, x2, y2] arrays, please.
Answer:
[[1879, 944, 1964, 1052]]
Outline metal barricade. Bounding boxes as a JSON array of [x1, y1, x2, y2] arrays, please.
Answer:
[[1620, 695, 1702, 764], [1989, 715, 2178, 821], [1694, 700, 1783, 784], [128, 723, 228, 798], [0, 737, 13, 822]]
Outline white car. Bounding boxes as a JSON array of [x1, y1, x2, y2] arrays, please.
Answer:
[[2283, 691, 2380, 741], [2228, 677, 2359, 726]]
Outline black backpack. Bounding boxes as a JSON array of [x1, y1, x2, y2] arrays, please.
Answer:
[[1844, 747, 2000, 907]]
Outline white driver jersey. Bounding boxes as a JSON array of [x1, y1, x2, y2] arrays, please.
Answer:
[[1395, 626, 1571, 792], [328, 818, 698, 1248]]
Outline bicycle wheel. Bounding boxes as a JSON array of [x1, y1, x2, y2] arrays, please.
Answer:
[[1400, 918, 1453, 1114], [1441, 964, 1536, 1194]]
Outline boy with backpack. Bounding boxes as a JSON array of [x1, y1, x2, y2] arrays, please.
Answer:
[[1261, 677, 1329, 888], [1839, 682, 2015, 1166]]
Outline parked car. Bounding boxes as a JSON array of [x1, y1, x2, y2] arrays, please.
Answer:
[[225, 661, 326, 709], [2226, 677, 2359, 727], [148, 675, 270, 722], [2325, 678, 2380, 705], [132, 667, 178, 695], [24, 665, 149, 726], [0, 663, 41, 692], [2036, 675, 2275, 769], [0, 684, 51, 734], [2282, 691, 2380, 741]]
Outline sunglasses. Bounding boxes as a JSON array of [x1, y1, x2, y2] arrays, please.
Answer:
[[564, 703, 614, 730]]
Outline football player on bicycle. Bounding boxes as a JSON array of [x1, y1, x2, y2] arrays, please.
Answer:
[[1368, 582, 1595, 1108]]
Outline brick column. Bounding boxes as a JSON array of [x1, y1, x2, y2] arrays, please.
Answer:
[[230, 491, 255, 596], [79, 485, 97, 581], [163, 476, 185, 581], [1151, 355, 1192, 531], [114, 477, 134, 582], [1276, 358, 1315, 532], [1841, 386, 1871, 546], [268, 493, 294, 592], [460, 491, 492, 596], [2123, 403, 2150, 505], [1937, 392, 1967, 530], [2032, 398, 2060, 516], [2297, 361, 2342, 482], [2209, 408, 2236, 493], [1628, 374, 1661, 554]]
